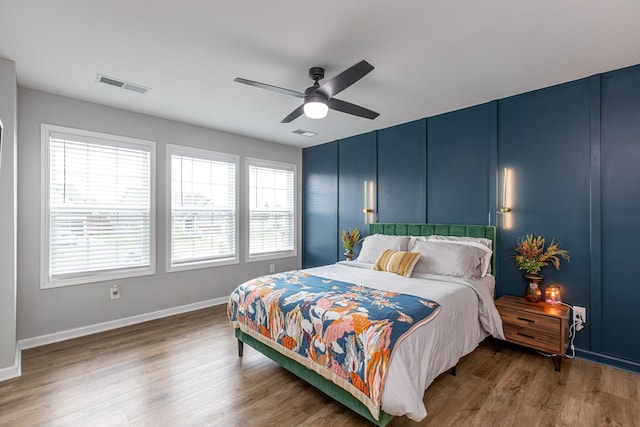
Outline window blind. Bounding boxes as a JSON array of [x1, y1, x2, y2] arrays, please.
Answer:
[[170, 148, 237, 266], [248, 161, 295, 257], [47, 131, 152, 282]]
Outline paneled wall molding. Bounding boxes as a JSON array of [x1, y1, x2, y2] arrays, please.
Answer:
[[497, 78, 592, 350], [302, 63, 640, 370], [588, 75, 603, 353], [378, 119, 426, 224], [302, 142, 338, 268], [427, 104, 492, 225], [600, 65, 640, 362], [489, 101, 498, 228], [337, 132, 377, 261]]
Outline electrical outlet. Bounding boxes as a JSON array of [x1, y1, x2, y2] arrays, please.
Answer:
[[269, 264, 275, 273], [573, 306, 586, 331], [110, 284, 120, 300]]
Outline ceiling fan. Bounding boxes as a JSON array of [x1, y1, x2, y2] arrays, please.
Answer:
[[234, 60, 379, 123]]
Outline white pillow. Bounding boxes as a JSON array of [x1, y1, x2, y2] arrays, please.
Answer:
[[424, 234, 493, 250], [357, 234, 410, 264], [410, 236, 493, 277], [410, 240, 485, 278]]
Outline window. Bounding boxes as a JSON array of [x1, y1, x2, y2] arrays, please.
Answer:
[[41, 124, 155, 288], [247, 158, 296, 260], [167, 145, 238, 270]]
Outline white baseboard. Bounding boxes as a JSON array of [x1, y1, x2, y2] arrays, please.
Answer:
[[0, 344, 21, 382], [19, 296, 229, 350]]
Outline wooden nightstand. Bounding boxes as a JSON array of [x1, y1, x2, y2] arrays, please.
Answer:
[[495, 295, 570, 371]]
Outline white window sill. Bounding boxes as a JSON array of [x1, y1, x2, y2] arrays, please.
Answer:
[[246, 251, 297, 263], [167, 257, 239, 273], [42, 267, 156, 289]]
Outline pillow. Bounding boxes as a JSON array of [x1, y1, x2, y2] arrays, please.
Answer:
[[372, 249, 421, 277], [357, 234, 410, 264], [410, 240, 485, 278], [424, 234, 493, 249], [410, 236, 493, 276]]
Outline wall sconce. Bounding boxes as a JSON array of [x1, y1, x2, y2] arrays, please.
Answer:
[[363, 180, 376, 224], [545, 284, 562, 306], [498, 167, 514, 230], [498, 167, 512, 214]]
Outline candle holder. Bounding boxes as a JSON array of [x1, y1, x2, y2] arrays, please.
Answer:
[[545, 284, 561, 306]]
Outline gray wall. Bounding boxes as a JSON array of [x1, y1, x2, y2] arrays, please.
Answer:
[[17, 88, 302, 340], [0, 58, 17, 372]]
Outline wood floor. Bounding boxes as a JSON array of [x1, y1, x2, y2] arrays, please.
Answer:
[[1, 304, 639, 427]]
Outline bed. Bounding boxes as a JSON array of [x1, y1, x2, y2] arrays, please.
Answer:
[[228, 223, 504, 425]]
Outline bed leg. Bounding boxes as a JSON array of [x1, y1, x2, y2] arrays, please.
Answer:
[[238, 339, 244, 357], [450, 366, 456, 376]]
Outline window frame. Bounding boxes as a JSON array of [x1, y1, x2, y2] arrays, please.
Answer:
[[246, 157, 297, 262], [166, 144, 239, 272], [40, 123, 156, 289]]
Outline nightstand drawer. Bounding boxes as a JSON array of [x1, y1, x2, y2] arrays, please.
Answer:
[[503, 323, 563, 354], [498, 306, 560, 335]]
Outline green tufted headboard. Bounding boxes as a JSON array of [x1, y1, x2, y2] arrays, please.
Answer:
[[369, 223, 497, 274]]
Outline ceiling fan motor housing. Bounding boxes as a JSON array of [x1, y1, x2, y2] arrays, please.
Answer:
[[308, 67, 325, 82]]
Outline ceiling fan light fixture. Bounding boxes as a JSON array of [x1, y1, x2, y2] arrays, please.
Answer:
[[303, 101, 328, 119], [234, 60, 378, 123]]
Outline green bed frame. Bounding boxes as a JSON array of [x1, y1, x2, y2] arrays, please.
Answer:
[[235, 223, 496, 426], [235, 329, 395, 426], [369, 223, 497, 272]]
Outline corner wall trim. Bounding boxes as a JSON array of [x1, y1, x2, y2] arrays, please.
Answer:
[[19, 296, 229, 351], [0, 344, 22, 382]]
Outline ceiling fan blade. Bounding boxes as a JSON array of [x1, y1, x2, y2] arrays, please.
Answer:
[[234, 77, 304, 99], [316, 60, 374, 99], [327, 98, 379, 120], [281, 104, 305, 123]]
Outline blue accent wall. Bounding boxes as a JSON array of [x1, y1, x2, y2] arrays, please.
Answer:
[[601, 65, 640, 362], [427, 103, 494, 225], [377, 119, 427, 223], [497, 79, 592, 349], [301, 62, 640, 372], [302, 142, 338, 268], [338, 132, 377, 260]]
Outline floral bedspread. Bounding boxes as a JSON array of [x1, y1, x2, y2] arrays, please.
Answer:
[[227, 270, 441, 420]]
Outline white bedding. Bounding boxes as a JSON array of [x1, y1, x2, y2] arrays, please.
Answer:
[[303, 261, 504, 421]]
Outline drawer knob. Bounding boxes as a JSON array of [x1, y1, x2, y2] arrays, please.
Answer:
[[517, 317, 535, 323]]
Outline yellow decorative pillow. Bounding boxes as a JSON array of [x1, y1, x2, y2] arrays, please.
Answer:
[[372, 249, 421, 277]]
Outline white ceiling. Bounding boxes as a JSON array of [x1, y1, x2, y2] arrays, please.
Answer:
[[1, 1, 640, 148]]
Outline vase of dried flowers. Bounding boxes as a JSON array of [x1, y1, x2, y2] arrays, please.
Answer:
[[341, 228, 362, 261], [523, 274, 544, 302], [514, 235, 570, 303]]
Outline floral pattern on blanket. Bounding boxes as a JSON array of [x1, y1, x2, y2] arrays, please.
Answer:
[[228, 270, 441, 419]]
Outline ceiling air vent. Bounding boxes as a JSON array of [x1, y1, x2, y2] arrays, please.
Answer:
[[292, 129, 318, 137], [96, 74, 151, 94]]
